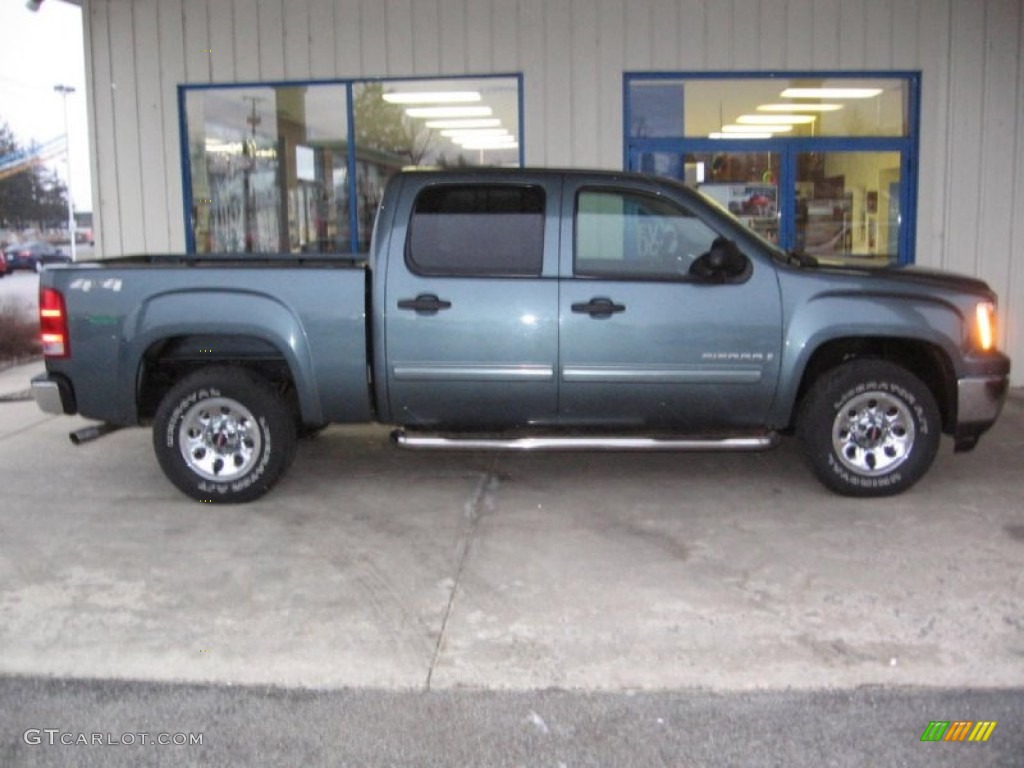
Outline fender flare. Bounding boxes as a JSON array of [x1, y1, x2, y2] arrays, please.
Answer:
[[123, 288, 323, 424]]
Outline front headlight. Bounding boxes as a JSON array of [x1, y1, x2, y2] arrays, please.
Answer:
[[975, 301, 997, 352]]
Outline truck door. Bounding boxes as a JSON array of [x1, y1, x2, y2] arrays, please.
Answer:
[[383, 176, 561, 429], [558, 180, 783, 430]]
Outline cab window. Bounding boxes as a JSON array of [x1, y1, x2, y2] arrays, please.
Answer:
[[575, 189, 719, 280], [407, 184, 545, 277]]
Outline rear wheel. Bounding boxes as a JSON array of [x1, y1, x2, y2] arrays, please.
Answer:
[[153, 367, 296, 503], [797, 360, 941, 497]]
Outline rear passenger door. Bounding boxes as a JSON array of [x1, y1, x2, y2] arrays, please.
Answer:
[[383, 176, 561, 429]]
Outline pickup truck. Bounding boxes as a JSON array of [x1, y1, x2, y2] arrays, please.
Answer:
[[32, 169, 1010, 503]]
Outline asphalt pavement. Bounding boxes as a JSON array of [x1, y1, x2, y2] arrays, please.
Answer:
[[3, 677, 1022, 767]]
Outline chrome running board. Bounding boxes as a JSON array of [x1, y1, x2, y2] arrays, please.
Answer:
[[391, 430, 779, 452]]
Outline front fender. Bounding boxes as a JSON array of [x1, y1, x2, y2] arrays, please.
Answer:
[[123, 289, 322, 424], [770, 291, 963, 426]]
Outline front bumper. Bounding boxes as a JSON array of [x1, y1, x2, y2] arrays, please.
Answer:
[[31, 373, 77, 415], [953, 357, 1010, 451]]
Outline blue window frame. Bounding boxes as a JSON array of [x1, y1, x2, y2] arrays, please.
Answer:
[[624, 71, 921, 265], [179, 74, 524, 256]]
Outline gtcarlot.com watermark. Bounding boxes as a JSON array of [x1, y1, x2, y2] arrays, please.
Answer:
[[23, 729, 203, 747]]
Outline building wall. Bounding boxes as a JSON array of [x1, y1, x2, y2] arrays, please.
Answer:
[[83, 0, 1024, 383]]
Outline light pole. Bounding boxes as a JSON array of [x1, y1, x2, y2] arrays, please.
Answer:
[[54, 83, 76, 262]]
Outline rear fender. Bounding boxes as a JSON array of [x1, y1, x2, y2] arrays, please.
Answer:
[[124, 289, 322, 424]]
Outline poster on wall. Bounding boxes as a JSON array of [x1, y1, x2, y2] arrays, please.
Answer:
[[698, 183, 778, 242]]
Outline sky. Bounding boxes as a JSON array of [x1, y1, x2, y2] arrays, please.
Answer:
[[0, 0, 91, 211]]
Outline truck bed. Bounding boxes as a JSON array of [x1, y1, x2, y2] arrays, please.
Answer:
[[40, 258, 373, 428]]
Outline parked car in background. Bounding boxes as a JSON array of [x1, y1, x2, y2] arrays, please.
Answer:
[[0, 250, 7, 277], [2, 241, 72, 272]]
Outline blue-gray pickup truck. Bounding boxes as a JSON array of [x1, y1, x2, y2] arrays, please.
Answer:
[[32, 169, 1010, 502]]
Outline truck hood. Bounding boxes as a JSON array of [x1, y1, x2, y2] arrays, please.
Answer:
[[811, 262, 994, 297]]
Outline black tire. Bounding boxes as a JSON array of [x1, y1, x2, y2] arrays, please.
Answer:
[[296, 422, 327, 439], [797, 360, 941, 497], [153, 367, 297, 503]]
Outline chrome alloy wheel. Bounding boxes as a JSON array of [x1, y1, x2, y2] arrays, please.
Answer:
[[178, 397, 262, 482], [832, 391, 916, 475]]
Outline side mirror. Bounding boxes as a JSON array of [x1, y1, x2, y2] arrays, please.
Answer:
[[707, 238, 746, 277], [690, 237, 749, 281]]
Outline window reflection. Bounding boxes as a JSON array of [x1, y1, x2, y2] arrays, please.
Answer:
[[184, 76, 522, 255], [186, 86, 350, 255], [352, 78, 521, 250]]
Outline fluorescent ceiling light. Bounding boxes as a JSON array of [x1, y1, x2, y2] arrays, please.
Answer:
[[424, 118, 501, 129], [722, 124, 793, 133], [780, 87, 883, 99], [406, 106, 493, 118], [452, 135, 518, 146], [708, 132, 773, 140], [382, 91, 481, 104], [453, 138, 518, 147], [440, 128, 511, 138], [757, 103, 842, 112], [458, 141, 519, 151], [736, 114, 816, 125]]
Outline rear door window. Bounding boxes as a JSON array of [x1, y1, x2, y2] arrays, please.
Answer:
[[407, 184, 545, 277]]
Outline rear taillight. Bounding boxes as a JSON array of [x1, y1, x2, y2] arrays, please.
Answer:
[[39, 287, 70, 358]]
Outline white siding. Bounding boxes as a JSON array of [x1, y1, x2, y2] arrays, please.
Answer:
[[84, 0, 1024, 383]]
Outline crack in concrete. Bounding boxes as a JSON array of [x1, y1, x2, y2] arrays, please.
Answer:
[[425, 458, 500, 691], [0, 389, 33, 402], [0, 415, 57, 443]]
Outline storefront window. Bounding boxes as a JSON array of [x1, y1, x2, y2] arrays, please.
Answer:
[[182, 75, 522, 255], [628, 80, 685, 138], [185, 85, 349, 254], [795, 151, 901, 262], [628, 76, 908, 139], [351, 77, 521, 250], [625, 72, 918, 265]]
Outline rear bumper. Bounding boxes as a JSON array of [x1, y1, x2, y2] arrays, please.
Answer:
[[31, 373, 77, 415]]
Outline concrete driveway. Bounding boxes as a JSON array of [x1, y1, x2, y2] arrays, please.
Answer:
[[1, 359, 1022, 696]]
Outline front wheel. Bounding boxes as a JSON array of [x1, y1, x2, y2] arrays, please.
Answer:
[[797, 360, 941, 497], [153, 367, 297, 503]]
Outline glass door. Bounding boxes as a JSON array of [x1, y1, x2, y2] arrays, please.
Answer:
[[629, 145, 906, 264], [794, 151, 902, 264], [624, 73, 919, 266]]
